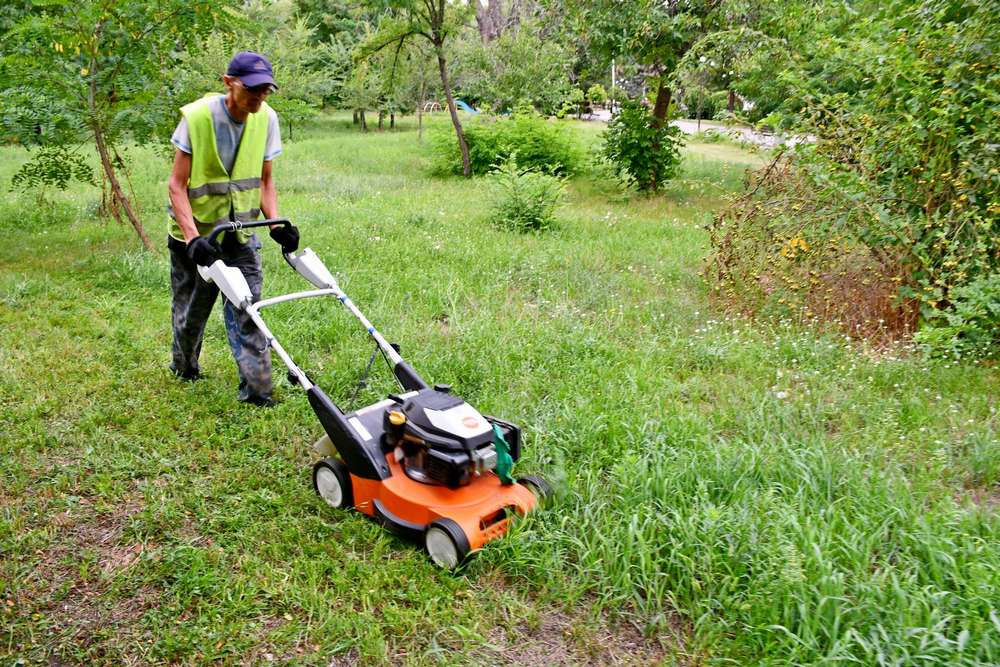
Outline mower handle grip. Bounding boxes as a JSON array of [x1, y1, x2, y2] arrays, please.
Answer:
[[206, 218, 292, 245]]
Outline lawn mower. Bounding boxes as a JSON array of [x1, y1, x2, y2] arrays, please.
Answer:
[[197, 219, 549, 568]]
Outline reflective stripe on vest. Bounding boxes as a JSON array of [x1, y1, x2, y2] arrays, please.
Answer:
[[168, 94, 269, 241]]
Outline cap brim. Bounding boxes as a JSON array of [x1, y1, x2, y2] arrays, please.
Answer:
[[239, 73, 277, 90]]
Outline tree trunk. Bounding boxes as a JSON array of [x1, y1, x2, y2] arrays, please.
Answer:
[[648, 77, 675, 191], [418, 77, 426, 143], [360, 109, 368, 131], [476, 0, 503, 42], [436, 44, 471, 177], [390, 112, 395, 129], [378, 110, 384, 131], [87, 52, 155, 253], [353, 109, 359, 124], [99, 168, 121, 223], [94, 126, 156, 252], [728, 89, 736, 113], [651, 78, 672, 128]]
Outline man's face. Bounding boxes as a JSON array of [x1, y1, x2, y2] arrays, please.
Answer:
[[224, 75, 273, 115]]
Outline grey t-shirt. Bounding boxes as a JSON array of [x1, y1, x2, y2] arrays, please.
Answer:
[[171, 95, 282, 173]]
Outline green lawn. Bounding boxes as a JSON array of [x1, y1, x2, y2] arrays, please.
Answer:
[[1, 113, 997, 666]]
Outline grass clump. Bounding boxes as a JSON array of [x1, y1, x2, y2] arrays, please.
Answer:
[[488, 155, 565, 233]]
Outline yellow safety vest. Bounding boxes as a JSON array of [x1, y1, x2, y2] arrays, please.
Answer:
[[168, 94, 270, 242]]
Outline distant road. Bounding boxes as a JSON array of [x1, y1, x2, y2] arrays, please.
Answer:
[[584, 110, 809, 148]]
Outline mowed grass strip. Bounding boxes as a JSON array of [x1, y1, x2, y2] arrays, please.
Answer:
[[1, 113, 998, 666]]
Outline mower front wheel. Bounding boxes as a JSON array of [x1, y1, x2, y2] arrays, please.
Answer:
[[517, 475, 552, 506], [313, 458, 353, 510], [424, 519, 470, 570]]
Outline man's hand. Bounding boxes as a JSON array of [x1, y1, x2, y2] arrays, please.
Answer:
[[270, 224, 299, 254], [186, 236, 221, 266]]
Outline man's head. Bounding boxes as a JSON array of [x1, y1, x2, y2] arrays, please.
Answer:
[[223, 51, 277, 116]]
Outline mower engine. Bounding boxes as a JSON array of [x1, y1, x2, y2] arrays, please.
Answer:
[[383, 385, 521, 488]]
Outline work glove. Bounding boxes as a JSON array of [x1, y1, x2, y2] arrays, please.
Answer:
[[270, 224, 300, 254], [186, 236, 221, 266]]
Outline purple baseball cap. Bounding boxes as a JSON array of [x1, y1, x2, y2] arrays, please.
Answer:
[[227, 51, 277, 90]]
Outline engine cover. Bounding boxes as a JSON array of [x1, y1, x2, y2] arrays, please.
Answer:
[[397, 387, 494, 451], [380, 386, 520, 488]]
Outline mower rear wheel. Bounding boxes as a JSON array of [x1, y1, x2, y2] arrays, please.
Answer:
[[517, 475, 552, 506], [313, 458, 353, 509], [424, 519, 470, 570]]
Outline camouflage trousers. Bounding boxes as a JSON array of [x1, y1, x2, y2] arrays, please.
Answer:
[[168, 234, 273, 403]]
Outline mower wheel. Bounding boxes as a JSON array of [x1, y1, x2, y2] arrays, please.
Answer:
[[313, 458, 353, 510], [424, 519, 470, 570], [517, 475, 552, 506]]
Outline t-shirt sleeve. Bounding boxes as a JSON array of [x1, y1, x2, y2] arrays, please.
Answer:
[[264, 108, 282, 161], [171, 117, 192, 154]]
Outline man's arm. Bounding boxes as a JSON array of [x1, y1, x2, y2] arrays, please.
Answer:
[[167, 149, 200, 242], [262, 159, 297, 252], [261, 159, 279, 221]]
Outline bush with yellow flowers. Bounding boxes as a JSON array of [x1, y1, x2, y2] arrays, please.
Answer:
[[706, 0, 999, 359]]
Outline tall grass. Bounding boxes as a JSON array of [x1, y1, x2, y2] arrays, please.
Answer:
[[1, 113, 997, 665]]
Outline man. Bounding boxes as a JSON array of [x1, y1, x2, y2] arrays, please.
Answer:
[[167, 51, 299, 407]]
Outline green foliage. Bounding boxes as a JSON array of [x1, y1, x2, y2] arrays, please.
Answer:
[[430, 107, 584, 176], [756, 110, 787, 132], [601, 100, 684, 191], [564, 0, 704, 76], [673, 23, 792, 124], [3, 0, 230, 149], [1, 0, 232, 248], [0, 87, 82, 147], [555, 88, 585, 119], [11, 145, 93, 190], [169, 8, 341, 137], [709, 0, 1000, 357], [680, 85, 719, 120], [292, 0, 376, 44], [357, 0, 475, 174], [351, 17, 440, 119], [453, 28, 573, 115], [488, 155, 566, 233], [564, 0, 743, 124], [915, 273, 1000, 361], [586, 83, 607, 106]]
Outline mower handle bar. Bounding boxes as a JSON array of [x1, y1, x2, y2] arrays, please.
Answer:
[[195, 219, 417, 392], [206, 218, 291, 245]]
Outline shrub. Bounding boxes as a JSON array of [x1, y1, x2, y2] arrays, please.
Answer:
[[430, 106, 584, 177], [601, 100, 684, 191], [680, 87, 721, 120], [488, 155, 565, 233], [556, 88, 586, 119], [914, 274, 1000, 361], [705, 154, 919, 344], [707, 0, 1000, 357], [587, 84, 608, 107]]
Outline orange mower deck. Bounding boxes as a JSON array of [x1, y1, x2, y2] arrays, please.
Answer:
[[313, 448, 548, 568], [351, 453, 539, 551]]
